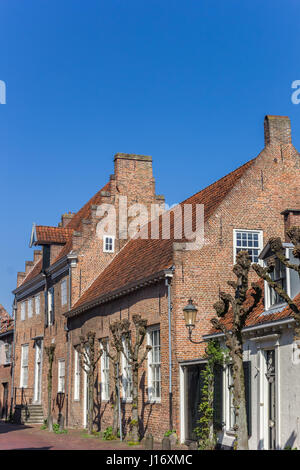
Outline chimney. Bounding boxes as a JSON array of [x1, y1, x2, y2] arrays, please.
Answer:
[[33, 250, 42, 264], [113, 153, 156, 205], [17, 272, 26, 287], [264, 115, 291, 146], [61, 212, 74, 227], [281, 209, 300, 242]]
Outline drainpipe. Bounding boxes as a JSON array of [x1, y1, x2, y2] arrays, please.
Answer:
[[10, 296, 17, 417], [65, 263, 72, 427], [165, 270, 174, 431]]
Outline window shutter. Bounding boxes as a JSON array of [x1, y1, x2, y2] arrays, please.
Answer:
[[243, 361, 252, 437], [44, 291, 48, 327], [50, 287, 55, 325], [213, 363, 223, 431]]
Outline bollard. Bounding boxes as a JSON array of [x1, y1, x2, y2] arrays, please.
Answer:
[[144, 433, 154, 450], [162, 436, 171, 450]]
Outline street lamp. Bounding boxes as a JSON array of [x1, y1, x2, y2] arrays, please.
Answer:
[[183, 298, 206, 344]]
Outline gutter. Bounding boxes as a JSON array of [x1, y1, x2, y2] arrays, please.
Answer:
[[10, 297, 17, 417], [203, 316, 295, 341], [65, 268, 174, 318], [165, 268, 174, 430]]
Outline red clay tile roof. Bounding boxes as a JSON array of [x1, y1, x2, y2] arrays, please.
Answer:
[[208, 280, 299, 334], [35, 226, 73, 245], [0, 304, 13, 334], [71, 158, 256, 313]]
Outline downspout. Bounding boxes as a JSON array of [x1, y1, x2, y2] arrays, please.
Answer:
[[65, 263, 72, 427], [165, 270, 174, 431], [10, 296, 17, 418]]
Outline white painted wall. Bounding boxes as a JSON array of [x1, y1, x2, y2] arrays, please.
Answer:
[[218, 326, 300, 450]]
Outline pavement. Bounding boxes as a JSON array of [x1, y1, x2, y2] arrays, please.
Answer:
[[0, 421, 186, 451]]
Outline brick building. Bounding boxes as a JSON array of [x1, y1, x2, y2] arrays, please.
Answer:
[[12, 115, 300, 444], [0, 305, 14, 420]]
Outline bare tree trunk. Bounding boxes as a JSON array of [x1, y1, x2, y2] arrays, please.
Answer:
[[45, 345, 55, 432], [231, 342, 248, 450], [131, 365, 139, 443]]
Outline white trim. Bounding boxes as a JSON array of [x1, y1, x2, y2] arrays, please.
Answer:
[[74, 348, 80, 401], [233, 228, 263, 264], [147, 326, 161, 403], [100, 341, 110, 401], [103, 235, 115, 253], [20, 344, 29, 388]]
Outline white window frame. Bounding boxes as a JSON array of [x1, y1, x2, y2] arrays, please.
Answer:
[[20, 344, 29, 388], [233, 229, 263, 264], [100, 341, 110, 401], [74, 348, 80, 401], [225, 364, 236, 433], [61, 279, 67, 306], [121, 336, 132, 401], [103, 235, 115, 253], [4, 342, 12, 364], [58, 359, 65, 393], [48, 289, 53, 326], [35, 294, 40, 315], [20, 302, 26, 321], [28, 298, 33, 318], [264, 246, 300, 311], [147, 326, 161, 402]]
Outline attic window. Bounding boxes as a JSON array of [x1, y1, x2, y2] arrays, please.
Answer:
[[234, 229, 263, 263], [103, 236, 114, 253]]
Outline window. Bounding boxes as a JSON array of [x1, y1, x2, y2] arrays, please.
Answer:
[[20, 302, 26, 321], [147, 328, 161, 401], [121, 337, 132, 400], [35, 294, 40, 315], [227, 365, 236, 431], [58, 359, 65, 393], [47, 288, 54, 325], [61, 279, 67, 306], [4, 343, 12, 364], [20, 344, 29, 388], [103, 235, 115, 253], [74, 348, 80, 400], [28, 298, 33, 318], [264, 247, 300, 310], [269, 258, 287, 307], [234, 230, 263, 263], [100, 341, 110, 401]]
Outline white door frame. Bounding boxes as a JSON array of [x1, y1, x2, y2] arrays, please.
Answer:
[[255, 335, 280, 450]]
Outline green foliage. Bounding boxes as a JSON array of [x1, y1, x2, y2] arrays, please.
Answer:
[[164, 430, 176, 437], [127, 440, 140, 446], [52, 422, 68, 434], [40, 419, 48, 431], [82, 430, 100, 438], [284, 446, 298, 450], [103, 426, 118, 441], [194, 340, 227, 450]]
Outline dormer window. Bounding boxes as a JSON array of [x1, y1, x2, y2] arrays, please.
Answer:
[[268, 258, 287, 307], [234, 229, 263, 264], [103, 236, 114, 253], [262, 245, 300, 311]]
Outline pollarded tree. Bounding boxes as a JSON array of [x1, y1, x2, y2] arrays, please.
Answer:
[[252, 226, 300, 338], [108, 316, 151, 443], [211, 251, 262, 450], [78, 331, 102, 435], [121, 315, 152, 443], [101, 319, 129, 438], [45, 344, 56, 432]]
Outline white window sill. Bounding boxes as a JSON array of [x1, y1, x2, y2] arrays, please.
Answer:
[[147, 398, 161, 404]]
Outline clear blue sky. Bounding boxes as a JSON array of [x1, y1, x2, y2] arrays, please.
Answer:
[[0, 0, 299, 313]]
